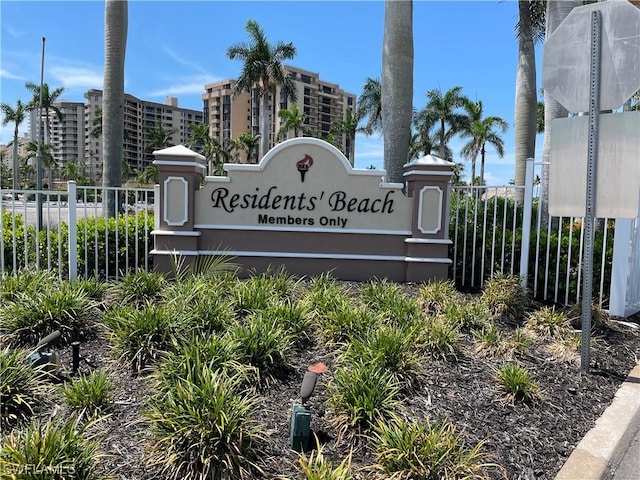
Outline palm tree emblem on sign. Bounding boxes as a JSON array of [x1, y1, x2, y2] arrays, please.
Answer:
[[296, 154, 313, 182]]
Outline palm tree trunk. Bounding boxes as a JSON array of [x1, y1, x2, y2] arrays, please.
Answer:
[[541, 0, 580, 220], [479, 144, 486, 187], [260, 92, 270, 161], [514, 0, 537, 203], [102, 0, 128, 216], [470, 155, 477, 187], [382, 0, 413, 184]]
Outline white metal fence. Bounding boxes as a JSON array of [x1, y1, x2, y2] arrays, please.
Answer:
[[2, 169, 638, 316], [1, 182, 154, 281]]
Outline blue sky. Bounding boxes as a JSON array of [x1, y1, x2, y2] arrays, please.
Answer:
[[1, 0, 544, 185]]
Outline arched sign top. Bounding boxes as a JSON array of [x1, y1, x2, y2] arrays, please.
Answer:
[[224, 137, 386, 179]]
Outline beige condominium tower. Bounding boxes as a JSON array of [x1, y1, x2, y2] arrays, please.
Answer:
[[202, 66, 357, 165]]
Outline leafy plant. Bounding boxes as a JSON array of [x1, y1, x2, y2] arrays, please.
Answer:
[[481, 274, 532, 319], [231, 276, 275, 315], [103, 303, 175, 373], [317, 304, 380, 346], [417, 316, 461, 360], [165, 278, 235, 335], [169, 250, 238, 282], [0, 282, 97, 347], [303, 273, 353, 320], [372, 416, 494, 479], [419, 279, 460, 314], [360, 278, 421, 324], [71, 277, 107, 302], [144, 367, 264, 480], [442, 300, 490, 332], [495, 362, 542, 405], [0, 269, 58, 302], [154, 335, 254, 393], [296, 442, 354, 480], [112, 269, 166, 306], [326, 362, 402, 432], [0, 416, 104, 479], [0, 347, 50, 429], [230, 314, 293, 381], [525, 306, 569, 339], [60, 369, 113, 417], [263, 298, 311, 345], [341, 324, 424, 389]]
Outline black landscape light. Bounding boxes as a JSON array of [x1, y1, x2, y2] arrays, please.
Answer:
[[290, 362, 328, 452]]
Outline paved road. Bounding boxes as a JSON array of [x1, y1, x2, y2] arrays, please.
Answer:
[[611, 428, 640, 480]]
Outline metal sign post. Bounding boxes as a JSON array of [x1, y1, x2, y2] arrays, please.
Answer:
[[581, 10, 602, 374]]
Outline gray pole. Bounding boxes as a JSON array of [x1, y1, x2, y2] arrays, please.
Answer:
[[581, 10, 601, 374], [35, 37, 46, 231]]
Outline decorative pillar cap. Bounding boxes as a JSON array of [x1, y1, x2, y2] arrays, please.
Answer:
[[403, 154, 454, 177], [153, 145, 206, 162]]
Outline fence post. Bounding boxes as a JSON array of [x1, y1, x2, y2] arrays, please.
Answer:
[[519, 158, 534, 289], [67, 181, 77, 281]]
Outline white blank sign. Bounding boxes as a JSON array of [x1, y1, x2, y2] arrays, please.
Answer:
[[549, 112, 640, 219]]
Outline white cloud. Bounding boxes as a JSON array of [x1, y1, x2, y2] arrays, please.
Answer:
[[162, 47, 208, 74], [0, 68, 26, 80], [49, 66, 103, 89]]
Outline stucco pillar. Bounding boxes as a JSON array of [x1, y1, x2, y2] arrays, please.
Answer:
[[403, 155, 454, 282], [151, 145, 206, 274]]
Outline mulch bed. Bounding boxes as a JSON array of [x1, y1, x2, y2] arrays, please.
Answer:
[[47, 286, 640, 480]]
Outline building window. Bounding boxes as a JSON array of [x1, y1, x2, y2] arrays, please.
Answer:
[[301, 74, 311, 84], [347, 97, 354, 106]]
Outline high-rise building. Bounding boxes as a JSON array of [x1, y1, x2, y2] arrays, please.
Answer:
[[84, 90, 205, 179], [202, 66, 357, 164]]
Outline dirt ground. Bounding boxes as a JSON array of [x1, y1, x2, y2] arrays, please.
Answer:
[[48, 292, 640, 480]]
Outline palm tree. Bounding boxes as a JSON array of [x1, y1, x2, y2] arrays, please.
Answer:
[[459, 101, 508, 186], [25, 81, 65, 189], [60, 158, 79, 181], [227, 19, 297, 160], [103, 0, 128, 216], [407, 129, 452, 161], [330, 107, 363, 163], [277, 104, 311, 141], [1, 99, 27, 193], [231, 132, 261, 164], [23, 141, 56, 187], [145, 119, 176, 153], [358, 77, 382, 136], [414, 86, 471, 160], [513, 0, 545, 202], [382, 0, 414, 184]]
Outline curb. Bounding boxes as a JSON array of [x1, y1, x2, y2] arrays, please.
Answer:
[[555, 362, 640, 480]]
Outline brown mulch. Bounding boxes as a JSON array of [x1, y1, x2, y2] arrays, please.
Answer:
[[47, 287, 640, 480]]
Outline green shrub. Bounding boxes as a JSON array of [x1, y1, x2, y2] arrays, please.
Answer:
[[113, 269, 166, 306], [372, 416, 494, 480], [326, 363, 402, 432], [0, 347, 50, 429], [0, 416, 104, 479], [317, 304, 380, 346], [417, 316, 461, 360], [495, 363, 542, 405], [231, 276, 274, 315], [230, 314, 293, 381], [481, 274, 532, 318], [360, 278, 421, 323], [442, 300, 491, 332], [419, 279, 460, 314], [304, 273, 353, 320], [75, 211, 154, 279], [164, 278, 236, 335], [0, 269, 58, 302], [341, 324, 424, 389], [144, 367, 264, 480], [0, 282, 97, 347], [71, 277, 106, 302], [60, 369, 113, 417], [296, 443, 354, 480], [525, 306, 570, 339], [263, 298, 312, 344], [103, 304, 174, 373], [154, 335, 254, 393]]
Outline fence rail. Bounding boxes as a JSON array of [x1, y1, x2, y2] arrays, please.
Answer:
[[2, 170, 638, 317], [1, 182, 154, 281]]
